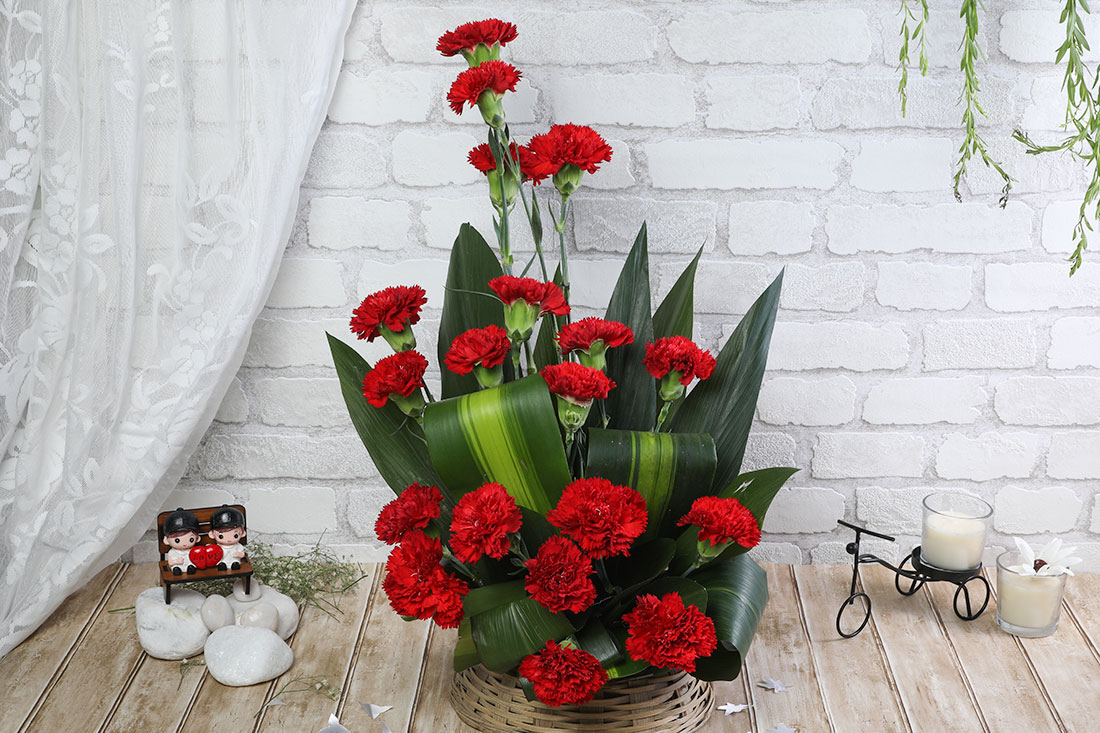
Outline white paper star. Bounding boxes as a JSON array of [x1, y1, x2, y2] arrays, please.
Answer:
[[757, 677, 790, 693], [381, 724, 393, 733], [318, 714, 351, 733], [769, 724, 797, 733], [262, 698, 287, 710], [360, 703, 394, 719], [717, 702, 752, 715]]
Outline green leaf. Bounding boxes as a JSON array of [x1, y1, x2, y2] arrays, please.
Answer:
[[585, 428, 717, 539], [466, 581, 575, 673], [438, 224, 507, 399], [720, 467, 800, 527], [652, 246, 701, 342], [572, 619, 625, 669], [423, 375, 572, 513], [327, 333, 440, 494], [603, 223, 657, 431], [454, 618, 480, 672], [690, 554, 769, 682], [603, 576, 707, 680], [668, 271, 783, 493]]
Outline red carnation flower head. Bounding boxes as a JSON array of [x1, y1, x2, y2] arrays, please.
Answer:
[[488, 275, 570, 342], [449, 482, 523, 563], [622, 592, 717, 673], [383, 531, 470, 629], [526, 124, 613, 198], [677, 496, 761, 550], [546, 477, 647, 559], [437, 19, 518, 65], [556, 317, 634, 370], [445, 324, 511, 388], [518, 640, 608, 707], [362, 350, 428, 419], [540, 362, 616, 443], [643, 335, 717, 403], [447, 60, 521, 127], [524, 535, 596, 614], [374, 483, 443, 545], [350, 285, 427, 351], [467, 142, 547, 205]]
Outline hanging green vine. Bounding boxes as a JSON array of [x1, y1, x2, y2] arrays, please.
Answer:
[[897, 0, 930, 116]]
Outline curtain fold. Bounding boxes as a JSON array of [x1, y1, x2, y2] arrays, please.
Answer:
[[0, 0, 356, 659]]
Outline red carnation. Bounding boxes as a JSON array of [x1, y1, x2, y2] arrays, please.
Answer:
[[445, 325, 512, 375], [437, 18, 518, 58], [362, 350, 427, 408], [375, 483, 443, 545], [524, 536, 596, 613], [545, 477, 647, 559], [447, 60, 521, 115], [556, 318, 634, 356], [643, 336, 716, 386], [518, 641, 608, 707], [350, 285, 427, 342], [622, 593, 717, 673], [677, 496, 761, 549], [540, 362, 616, 404], [383, 531, 470, 629], [488, 275, 570, 316], [450, 482, 523, 563], [468, 142, 546, 182], [526, 124, 613, 179]]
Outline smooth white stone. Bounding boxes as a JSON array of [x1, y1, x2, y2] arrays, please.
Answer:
[[232, 577, 263, 602], [201, 594, 235, 632], [239, 602, 279, 633], [135, 587, 209, 660], [257, 585, 300, 640], [204, 625, 293, 687]]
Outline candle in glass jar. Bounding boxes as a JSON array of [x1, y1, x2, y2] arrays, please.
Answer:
[[997, 571, 1065, 631], [921, 511, 987, 571]]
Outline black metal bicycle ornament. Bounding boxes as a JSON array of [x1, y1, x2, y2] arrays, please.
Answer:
[[835, 520, 991, 638]]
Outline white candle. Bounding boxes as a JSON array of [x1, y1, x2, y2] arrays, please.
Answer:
[[921, 511, 987, 571], [997, 572, 1065, 631]]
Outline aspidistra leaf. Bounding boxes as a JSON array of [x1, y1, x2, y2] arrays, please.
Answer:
[[466, 581, 574, 673], [690, 554, 769, 682], [652, 246, 701, 342]]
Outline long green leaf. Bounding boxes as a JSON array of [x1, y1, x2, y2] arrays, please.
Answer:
[[586, 428, 717, 538], [668, 271, 783, 492], [327, 333, 440, 494], [466, 581, 575, 673], [454, 618, 480, 672], [690, 554, 769, 682], [720, 467, 800, 527], [438, 224, 507, 399], [532, 265, 564, 371], [652, 246, 701, 341], [603, 223, 657, 431], [423, 375, 572, 513]]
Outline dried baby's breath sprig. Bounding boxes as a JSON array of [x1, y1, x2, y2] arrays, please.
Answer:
[[257, 675, 341, 717], [178, 656, 205, 691]]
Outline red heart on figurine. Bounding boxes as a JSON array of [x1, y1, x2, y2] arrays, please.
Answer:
[[189, 544, 223, 569]]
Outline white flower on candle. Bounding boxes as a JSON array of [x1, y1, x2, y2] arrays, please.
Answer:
[[1009, 537, 1082, 577]]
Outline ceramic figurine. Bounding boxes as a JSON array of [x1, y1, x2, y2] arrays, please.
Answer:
[[163, 508, 201, 575], [209, 505, 247, 571]]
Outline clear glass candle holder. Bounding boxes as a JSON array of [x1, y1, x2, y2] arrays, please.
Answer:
[[996, 550, 1067, 638], [920, 492, 992, 572]]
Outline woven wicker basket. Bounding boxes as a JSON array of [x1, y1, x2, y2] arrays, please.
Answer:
[[449, 665, 714, 732]]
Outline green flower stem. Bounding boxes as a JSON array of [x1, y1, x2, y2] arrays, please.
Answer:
[[511, 341, 523, 377], [523, 340, 536, 373], [555, 196, 571, 305], [654, 400, 672, 432], [594, 558, 618, 593], [442, 547, 482, 585], [492, 130, 514, 276]]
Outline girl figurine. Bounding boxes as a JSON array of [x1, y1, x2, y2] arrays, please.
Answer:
[[209, 505, 248, 570], [163, 509, 201, 575]]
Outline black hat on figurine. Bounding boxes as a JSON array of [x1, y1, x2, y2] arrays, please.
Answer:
[[210, 505, 245, 530], [164, 508, 200, 535]]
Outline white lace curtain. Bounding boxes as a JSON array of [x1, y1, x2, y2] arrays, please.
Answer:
[[0, 0, 355, 658]]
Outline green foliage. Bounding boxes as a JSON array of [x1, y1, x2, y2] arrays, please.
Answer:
[[652, 247, 701, 342], [690, 554, 769, 682], [466, 581, 575, 673], [897, 0, 929, 116]]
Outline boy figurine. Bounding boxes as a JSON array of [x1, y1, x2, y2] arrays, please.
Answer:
[[163, 508, 201, 575], [209, 505, 248, 571]]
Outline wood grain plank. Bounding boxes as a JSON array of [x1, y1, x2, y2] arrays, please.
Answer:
[[0, 564, 123, 730], [696, 671, 755, 733], [100, 651, 206, 733], [743, 564, 830, 733], [1063, 571, 1100, 664], [927, 577, 1059, 732], [336, 573, 432, 733], [407, 625, 476, 733], [24, 564, 156, 732], [860, 565, 984, 731], [256, 566, 379, 733], [792, 564, 908, 733]]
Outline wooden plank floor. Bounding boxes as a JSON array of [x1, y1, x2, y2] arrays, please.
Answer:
[[4, 562, 1099, 732]]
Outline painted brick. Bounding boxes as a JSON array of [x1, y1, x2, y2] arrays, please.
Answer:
[[935, 432, 1043, 481], [585, 140, 636, 190], [813, 77, 1011, 129], [879, 5, 987, 69], [342, 4, 374, 63], [328, 68, 431, 124], [749, 543, 803, 565], [265, 259, 346, 309], [253, 377, 345, 428], [864, 377, 986, 425], [647, 140, 843, 190], [813, 433, 925, 479], [1001, 10, 1100, 63], [248, 487, 337, 534], [668, 10, 871, 64], [850, 138, 954, 192], [1048, 432, 1100, 479], [570, 259, 637, 310], [741, 432, 798, 472], [967, 136, 1085, 196], [572, 198, 716, 255], [1093, 496, 1100, 534], [995, 486, 1082, 534], [994, 377, 1100, 426], [812, 537, 917, 565], [728, 201, 815, 256], [392, 131, 480, 187], [347, 488, 399, 539], [1042, 200, 1093, 254], [163, 484, 237, 513], [856, 487, 981, 535], [779, 263, 865, 312], [706, 75, 800, 130], [243, 317, 436, 369], [308, 197, 411, 251], [923, 319, 1037, 371], [764, 488, 847, 533], [826, 203, 1032, 254], [214, 378, 248, 424], [1049, 317, 1100, 369], [358, 259, 450, 306], [199, 434, 379, 480], [757, 376, 857, 427], [876, 262, 972, 311], [1023, 77, 1070, 132], [302, 127, 386, 189], [421, 197, 497, 251], [688, 262, 776, 314], [986, 263, 1100, 311], [766, 322, 909, 372], [550, 74, 695, 128]]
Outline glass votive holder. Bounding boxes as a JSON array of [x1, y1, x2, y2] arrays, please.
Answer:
[[996, 550, 1067, 638], [920, 492, 992, 572]]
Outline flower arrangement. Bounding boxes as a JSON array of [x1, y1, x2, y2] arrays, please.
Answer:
[[327, 18, 795, 709]]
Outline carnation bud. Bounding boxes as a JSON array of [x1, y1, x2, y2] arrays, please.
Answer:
[[474, 362, 504, 389], [575, 340, 608, 371], [461, 42, 501, 67], [658, 371, 686, 403], [389, 389, 427, 421], [487, 168, 519, 210], [380, 323, 417, 353], [552, 163, 584, 199], [476, 90, 507, 128], [554, 394, 591, 446], [502, 300, 540, 343]]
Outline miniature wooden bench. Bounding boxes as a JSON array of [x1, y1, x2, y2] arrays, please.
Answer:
[[157, 504, 253, 604]]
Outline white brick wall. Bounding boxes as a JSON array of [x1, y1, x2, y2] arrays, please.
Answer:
[[142, 1, 1100, 569]]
